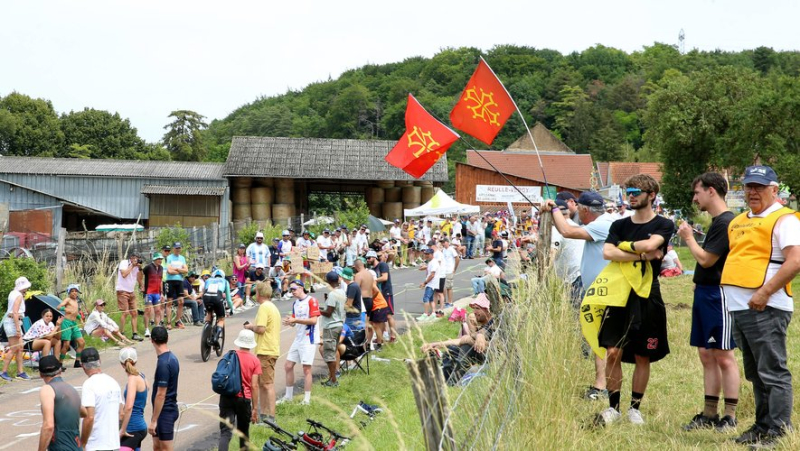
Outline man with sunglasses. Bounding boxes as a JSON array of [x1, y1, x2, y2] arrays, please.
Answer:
[[719, 166, 800, 447], [595, 174, 674, 426], [247, 232, 271, 271]]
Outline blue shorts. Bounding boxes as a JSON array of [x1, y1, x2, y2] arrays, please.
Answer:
[[422, 287, 435, 303], [690, 284, 736, 350], [345, 315, 364, 331], [145, 294, 161, 306], [155, 408, 179, 441]]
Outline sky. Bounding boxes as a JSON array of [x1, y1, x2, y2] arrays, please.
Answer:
[[2, 0, 798, 143]]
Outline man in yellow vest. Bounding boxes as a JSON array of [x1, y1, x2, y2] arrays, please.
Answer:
[[720, 165, 800, 447]]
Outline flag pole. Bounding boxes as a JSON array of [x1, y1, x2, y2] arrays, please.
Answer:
[[480, 56, 552, 196]]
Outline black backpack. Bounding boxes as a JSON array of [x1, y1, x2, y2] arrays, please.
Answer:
[[211, 350, 243, 396]]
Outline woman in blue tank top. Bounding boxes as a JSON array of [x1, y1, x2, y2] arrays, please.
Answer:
[[118, 347, 149, 451]]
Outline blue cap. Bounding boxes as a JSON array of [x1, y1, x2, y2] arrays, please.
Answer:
[[577, 191, 604, 207], [554, 199, 568, 211], [556, 191, 576, 201], [742, 165, 778, 186]]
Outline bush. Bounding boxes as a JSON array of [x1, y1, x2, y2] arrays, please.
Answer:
[[0, 256, 49, 311], [336, 198, 370, 231], [157, 224, 194, 260]]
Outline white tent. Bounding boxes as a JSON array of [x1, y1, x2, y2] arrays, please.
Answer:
[[404, 189, 480, 217]]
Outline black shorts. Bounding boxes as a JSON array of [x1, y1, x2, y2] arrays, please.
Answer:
[[166, 280, 183, 299], [369, 307, 389, 323], [203, 294, 226, 319], [384, 294, 394, 314], [156, 408, 179, 441], [435, 278, 445, 294], [121, 429, 147, 448], [598, 290, 670, 364], [362, 297, 373, 313]]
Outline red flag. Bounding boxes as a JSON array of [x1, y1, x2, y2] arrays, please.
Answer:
[[450, 58, 516, 146], [386, 94, 459, 178]]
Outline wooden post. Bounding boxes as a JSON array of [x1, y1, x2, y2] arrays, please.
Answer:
[[406, 356, 456, 451], [56, 228, 66, 294], [116, 233, 124, 262], [536, 212, 552, 282], [212, 223, 219, 265]]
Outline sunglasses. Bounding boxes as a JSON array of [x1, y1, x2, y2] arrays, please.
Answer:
[[626, 188, 648, 196], [290, 286, 303, 291]]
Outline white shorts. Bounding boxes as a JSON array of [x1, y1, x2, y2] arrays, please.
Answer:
[[3, 318, 19, 338], [287, 342, 316, 365]]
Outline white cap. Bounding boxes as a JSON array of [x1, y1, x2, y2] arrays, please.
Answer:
[[15, 277, 31, 291], [255, 232, 264, 238], [282, 230, 290, 236], [255, 263, 266, 269], [119, 347, 138, 364], [234, 329, 257, 349]]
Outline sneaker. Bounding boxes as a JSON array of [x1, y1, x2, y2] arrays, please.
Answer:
[[260, 414, 276, 424], [715, 415, 737, 432], [144, 328, 151, 338], [416, 314, 429, 322], [0, 372, 12, 382], [322, 379, 339, 388], [683, 412, 719, 431], [132, 333, 144, 342], [174, 322, 185, 330], [627, 408, 645, 425], [444, 303, 454, 309], [193, 321, 204, 327], [234, 307, 245, 314], [584, 386, 609, 401], [16, 372, 30, 380], [435, 310, 444, 318], [245, 300, 256, 308], [593, 407, 621, 427], [300, 400, 311, 405], [73, 359, 82, 369], [276, 397, 291, 405], [734, 424, 767, 445], [753, 429, 785, 448], [374, 344, 383, 352]]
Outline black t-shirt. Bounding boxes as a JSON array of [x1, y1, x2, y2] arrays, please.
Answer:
[[374, 262, 393, 297], [247, 269, 267, 283], [693, 211, 734, 286], [491, 240, 503, 259], [269, 246, 280, 266], [345, 281, 362, 316], [606, 215, 674, 289]]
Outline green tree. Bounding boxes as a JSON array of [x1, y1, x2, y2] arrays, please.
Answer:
[[162, 110, 208, 161], [60, 108, 148, 159], [0, 257, 49, 311], [0, 92, 64, 156]]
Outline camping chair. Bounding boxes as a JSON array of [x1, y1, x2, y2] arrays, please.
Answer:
[[340, 328, 370, 375]]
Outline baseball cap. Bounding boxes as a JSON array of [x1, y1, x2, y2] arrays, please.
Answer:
[[151, 325, 169, 343], [38, 355, 62, 376], [577, 191, 605, 207], [423, 248, 435, 254], [119, 347, 138, 364], [255, 232, 264, 238], [554, 199, 568, 211], [469, 293, 491, 310], [323, 229, 330, 233], [282, 230, 290, 236], [162, 244, 171, 251], [394, 218, 401, 223], [273, 237, 280, 242], [340, 225, 348, 230], [255, 263, 266, 269], [152, 252, 164, 260], [95, 299, 106, 306], [80, 347, 101, 364], [365, 250, 378, 258], [238, 243, 246, 249], [325, 271, 340, 284], [556, 192, 576, 202], [742, 165, 779, 186], [340, 267, 354, 280], [290, 280, 305, 290], [360, 224, 367, 229], [380, 238, 389, 243], [172, 242, 182, 248]]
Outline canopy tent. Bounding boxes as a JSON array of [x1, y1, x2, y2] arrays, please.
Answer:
[[404, 189, 480, 217]]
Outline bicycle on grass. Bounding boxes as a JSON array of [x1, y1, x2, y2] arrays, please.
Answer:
[[262, 418, 350, 451]]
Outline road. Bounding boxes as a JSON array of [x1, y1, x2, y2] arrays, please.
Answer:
[[0, 260, 485, 450]]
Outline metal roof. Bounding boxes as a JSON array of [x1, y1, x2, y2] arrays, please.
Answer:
[[224, 136, 448, 182], [141, 185, 227, 196], [0, 156, 225, 180], [465, 150, 595, 190]]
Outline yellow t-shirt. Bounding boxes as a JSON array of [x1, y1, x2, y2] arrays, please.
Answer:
[[254, 300, 282, 356]]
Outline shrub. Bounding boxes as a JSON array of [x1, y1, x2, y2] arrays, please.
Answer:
[[157, 224, 194, 260], [0, 256, 49, 311], [336, 198, 370, 231]]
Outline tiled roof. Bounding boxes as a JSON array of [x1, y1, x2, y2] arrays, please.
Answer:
[[465, 150, 595, 190], [141, 185, 227, 196], [223, 136, 448, 182], [0, 156, 224, 179], [596, 162, 610, 186], [608, 162, 663, 185]]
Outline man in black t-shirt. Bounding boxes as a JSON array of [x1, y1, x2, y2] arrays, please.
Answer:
[[595, 174, 674, 427], [369, 253, 397, 342], [245, 264, 268, 300], [487, 236, 505, 269], [677, 173, 740, 432]]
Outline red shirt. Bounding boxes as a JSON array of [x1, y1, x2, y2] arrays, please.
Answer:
[[236, 350, 262, 399]]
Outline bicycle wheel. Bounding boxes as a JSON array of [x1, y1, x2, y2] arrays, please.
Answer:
[[200, 323, 211, 362], [215, 325, 225, 357]]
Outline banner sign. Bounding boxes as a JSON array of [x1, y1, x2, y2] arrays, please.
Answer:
[[475, 185, 543, 203]]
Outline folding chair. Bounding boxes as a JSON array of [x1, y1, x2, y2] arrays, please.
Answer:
[[340, 329, 371, 375]]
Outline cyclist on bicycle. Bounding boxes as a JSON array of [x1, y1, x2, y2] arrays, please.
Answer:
[[202, 269, 233, 345]]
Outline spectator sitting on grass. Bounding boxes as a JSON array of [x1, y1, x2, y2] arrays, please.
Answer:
[[659, 244, 684, 277], [421, 294, 495, 385], [471, 259, 505, 295], [84, 300, 135, 346]]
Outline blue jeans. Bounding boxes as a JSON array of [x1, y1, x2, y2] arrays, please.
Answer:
[[465, 235, 475, 258], [471, 277, 486, 295], [183, 298, 203, 323], [732, 307, 793, 432]]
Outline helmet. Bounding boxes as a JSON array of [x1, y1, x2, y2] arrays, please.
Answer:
[[212, 269, 225, 278]]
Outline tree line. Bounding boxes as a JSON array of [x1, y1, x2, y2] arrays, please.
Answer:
[[2, 43, 799, 211]]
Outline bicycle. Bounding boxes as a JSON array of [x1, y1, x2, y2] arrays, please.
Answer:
[[200, 309, 224, 362], [262, 418, 349, 451]]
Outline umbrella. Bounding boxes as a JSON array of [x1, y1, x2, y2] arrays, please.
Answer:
[[367, 215, 388, 232], [303, 216, 335, 226]]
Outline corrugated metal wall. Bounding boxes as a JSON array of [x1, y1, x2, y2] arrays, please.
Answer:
[[0, 180, 63, 236]]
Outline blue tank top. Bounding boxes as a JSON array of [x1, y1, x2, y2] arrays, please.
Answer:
[[123, 373, 148, 432]]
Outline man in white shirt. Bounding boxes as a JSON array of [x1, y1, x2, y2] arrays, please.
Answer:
[[465, 216, 480, 259], [278, 231, 293, 259], [440, 238, 460, 308], [550, 200, 585, 291], [116, 253, 143, 341], [471, 259, 504, 295], [452, 216, 463, 239], [354, 225, 370, 256], [720, 166, 800, 446], [247, 232, 271, 268], [317, 229, 334, 262], [80, 348, 123, 451], [421, 221, 432, 247], [417, 249, 443, 322]]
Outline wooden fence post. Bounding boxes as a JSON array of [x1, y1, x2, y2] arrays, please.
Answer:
[[56, 228, 66, 294], [536, 212, 553, 282], [212, 223, 219, 265], [406, 356, 456, 451]]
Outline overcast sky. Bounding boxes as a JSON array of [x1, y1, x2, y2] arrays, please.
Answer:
[[2, 0, 798, 143]]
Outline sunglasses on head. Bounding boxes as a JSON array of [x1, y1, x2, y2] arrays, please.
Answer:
[[626, 188, 648, 196]]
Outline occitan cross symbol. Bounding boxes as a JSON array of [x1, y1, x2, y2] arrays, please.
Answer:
[[408, 126, 442, 158], [464, 86, 500, 126]]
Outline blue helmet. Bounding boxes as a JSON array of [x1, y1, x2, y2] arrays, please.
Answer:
[[212, 269, 225, 278]]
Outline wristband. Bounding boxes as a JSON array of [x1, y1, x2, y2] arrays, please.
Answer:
[[551, 208, 559, 213]]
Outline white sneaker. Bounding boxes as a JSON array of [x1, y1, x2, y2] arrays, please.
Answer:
[[300, 400, 311, 406], [276, 397, 291, 405], [421, 314, 433, 322], [234, 307, 245, 314], [627, 408, 645, 425], [144, 328, 151, 338], [245, 300, 256, 308], [594, 407, 621, 426], [416, 314, 429, 322], [383, 331, 390, 341]]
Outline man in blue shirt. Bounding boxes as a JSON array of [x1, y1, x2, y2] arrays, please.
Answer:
[[149, 326, 179, 451], [165, 243, 188, 330]]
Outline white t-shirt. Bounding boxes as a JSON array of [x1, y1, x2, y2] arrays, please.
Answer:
[[425, 258, 443, 289], [661, 250, 680, 270], [81, 372, 123, 451], [389, 226, 402, 240], [316, 236, 332, 260], [291, 295, 321, 345], [724, 203, 800, 312], [421, 226, 431, 244], [551, 220, 584, 283], [296, 238, 314, 251], [441, 247, 459, 275], [5, 289, 25, 318], [116, 260, 139, 292], [278, 239, 293, 255], [246, 242, 271, 266], [484, 264, 503, 278], [354, 232, 369, 253], [453, 222, 463, 237]]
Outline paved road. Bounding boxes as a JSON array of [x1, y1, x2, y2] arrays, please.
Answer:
[[0, 260, 484, 450]]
